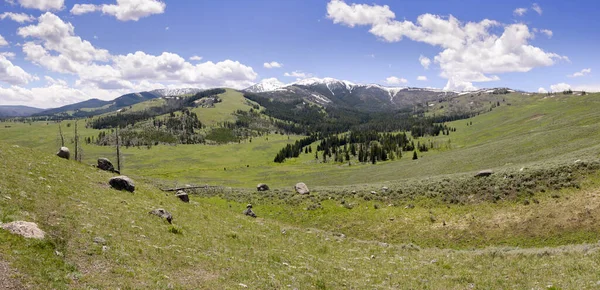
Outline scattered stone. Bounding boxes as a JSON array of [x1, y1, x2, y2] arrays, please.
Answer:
[[370, 255, 376, 259], [294, 182, 310, 195], [149, 208, 173, 224], [102, 246, 109, 252], [370, 191, 377, 194], [475, 169, 493, 177], [405, 204, 415, 209], [0, 221, 45, 239], [243, 204, 257, 218], [256, 183, 269, 191], [56, 147, 70, 159], [351, 190, 356, 194], [575, 159, 582, 164], [93, 237, 107, 245], [175, 190, 189, 203], [382, 186, 389, 192], [109, 176, 135, 192], [97, 158, 119, 173]]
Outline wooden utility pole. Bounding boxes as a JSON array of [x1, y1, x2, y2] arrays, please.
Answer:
[[74, 121, 79, 161], [58, 123, 65, 147]]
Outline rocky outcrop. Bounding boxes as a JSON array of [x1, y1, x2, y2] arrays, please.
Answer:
[[175, 190, 189, 203], [256, 183, 269, 191], [149, 208, 173, 224], [0, 221, 45, 239], [475, 170, 494, 177], [294, 182, 310, 195], [56, 147, 70, 159], [109, 176, 135, 192]]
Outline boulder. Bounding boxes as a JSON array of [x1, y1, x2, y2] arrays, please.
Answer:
[[97, 158, 118, 173], [475, 170, 494, 177], [56, 147, 70, 159], [257, 183, 269, 191], [0, 221, 45, 239], [109, 176, 135, 192], [149, 208, 173, 223], [243, 204, 257, 218], [175, 190, 189, 203], [294, 182, 310, 195]]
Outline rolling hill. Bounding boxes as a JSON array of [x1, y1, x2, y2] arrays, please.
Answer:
[[0, 105, 44, 117]]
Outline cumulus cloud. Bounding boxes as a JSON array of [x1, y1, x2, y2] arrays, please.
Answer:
[[70, 4, 99, 15], [568, 68, 591, 78], [550, 82, 571, 92], [417, 75, 427, 81], [2, 12, 258, 107], [540, 29, 552, 38], [327, 0, 565, 91], [0, 12, 35, 23], [263, 61, 283, 69], [284, 71, 311, 79], [419, 55, 431, 69], [71, 0, 166, 21], [14, 0, 64, 11], [538, 87, 547, 93], [0, 52, 16, 59], [189, 55, 202, 61], [513, 8, 527, 16], [385, 76, 408, 85], [0, 35, 7, 47], [532, 3, 542, 15], [0, 54, 37, 85]]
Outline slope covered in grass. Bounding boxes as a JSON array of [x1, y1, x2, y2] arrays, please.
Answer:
[[1, 142, 600, 288]]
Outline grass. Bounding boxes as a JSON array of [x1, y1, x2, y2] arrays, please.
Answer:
[[1, 142, 600, 288]]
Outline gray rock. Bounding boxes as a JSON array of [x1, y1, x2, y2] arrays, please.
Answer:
[[149, 208, 173, 224], [0, 221, 45, 239], [175, 190, 189, 203], [382, 186, 389, 192], [243, 204, 257, 218], [109, 176, 135, 192], [97, 158, 118, 173], [475, 170, 494, 177], [56, 147, 70, 159], [93, 237, 106, 245], [294, 182, 310, 195], [256, 183, 269, 191]]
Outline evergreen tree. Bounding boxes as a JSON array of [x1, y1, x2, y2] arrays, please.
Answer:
[[412, 150, 418, 160]]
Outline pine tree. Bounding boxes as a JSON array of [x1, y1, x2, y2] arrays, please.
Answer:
[[412, 150, 418, 160]]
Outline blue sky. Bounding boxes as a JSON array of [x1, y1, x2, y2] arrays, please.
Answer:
[[0, 0, 598, 108]]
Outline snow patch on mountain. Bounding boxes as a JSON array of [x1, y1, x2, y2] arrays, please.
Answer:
[[244, 78, 286, 93], [152, 88, 203, 97], [311, 93, 331, 104]]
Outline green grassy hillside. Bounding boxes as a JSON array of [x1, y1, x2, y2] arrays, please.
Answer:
[[1, 142, 600, 288]]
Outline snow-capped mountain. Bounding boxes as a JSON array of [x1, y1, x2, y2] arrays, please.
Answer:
[[151, 88, 204, 97], [244, 78, 285, 93]]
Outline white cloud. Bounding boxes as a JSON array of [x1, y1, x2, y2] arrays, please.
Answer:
[[14, 0, 64, 11], [513, 8, 527, 16], [263, 61, 283, 69], [0, 54, 37, 85], [0, 35, 7, 47], [0, 52, 16, 59], [532, 3, 542, 15], [550, 82, 571, 92], [538, 87, 547, 93], [1, 12, 258, 107], [102, 0, 166, 21], [70, 4, 99, 15], [417, 75, 427, 81], [568, 68, 591, 78], [540, 29, 552, 38], [327, 0, 565, 91], [571, 84, 600, 92], [189, 55, 202, 61], [385, 76, 408, 85], [284, 71, 311, 78], [70, 0, 165, 21], [419, 55, 431, 69], [0, 12, 35, 23]]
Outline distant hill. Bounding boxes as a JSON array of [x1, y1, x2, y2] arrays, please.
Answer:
[[34, 88, 203, 118], [0, 105, 44, 117]]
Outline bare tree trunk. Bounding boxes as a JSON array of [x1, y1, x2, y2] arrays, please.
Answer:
[[74, 121, 82, 162], [58, 123, 65, 147], [116, 127, 121, 173]]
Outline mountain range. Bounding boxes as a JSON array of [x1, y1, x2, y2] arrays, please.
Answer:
[[0, 105, 44, 117]]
